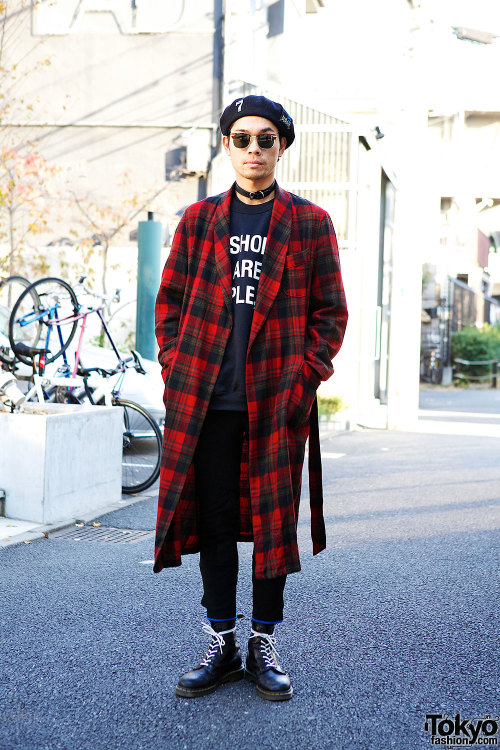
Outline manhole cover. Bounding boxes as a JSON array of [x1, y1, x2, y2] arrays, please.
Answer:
[[50, 525, 154, 544]]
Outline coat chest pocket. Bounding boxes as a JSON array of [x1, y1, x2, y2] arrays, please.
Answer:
[[280, 248, 309, 297]]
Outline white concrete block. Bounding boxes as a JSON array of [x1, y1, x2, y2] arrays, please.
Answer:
[[0, 403, 122, 524]]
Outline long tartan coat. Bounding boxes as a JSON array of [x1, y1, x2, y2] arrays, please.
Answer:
[[154, 185, 348, 579]]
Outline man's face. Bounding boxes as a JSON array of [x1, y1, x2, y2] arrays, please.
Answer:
[[223, 115, 287, 188]]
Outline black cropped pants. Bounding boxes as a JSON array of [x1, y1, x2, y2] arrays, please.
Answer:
[[193, 409, 286, 624]]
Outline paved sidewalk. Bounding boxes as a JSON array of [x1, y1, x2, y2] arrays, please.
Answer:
[[419, 385, 500, 415], [414, 386, 500, 437], [0, 517, 40, 541]]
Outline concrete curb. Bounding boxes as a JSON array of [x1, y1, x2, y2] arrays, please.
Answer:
[[319, 417, 353, 439]]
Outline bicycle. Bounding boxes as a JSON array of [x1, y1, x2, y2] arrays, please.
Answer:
[[8, 275, 141, 387], [420, 346, 443, 384], [8, 276, 163, 493], [7, 341, 162, 495]]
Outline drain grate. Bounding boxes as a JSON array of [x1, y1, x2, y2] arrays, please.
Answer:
[[50, 525, 154, 544]]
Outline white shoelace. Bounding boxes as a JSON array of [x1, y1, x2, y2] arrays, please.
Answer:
[[199, 622, 236, 666], [250, 629, 280, 669]]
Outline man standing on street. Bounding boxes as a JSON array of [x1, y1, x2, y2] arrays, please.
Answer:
[[154, 95, 348, 701]]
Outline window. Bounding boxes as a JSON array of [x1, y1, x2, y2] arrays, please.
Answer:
[[267, 0, 284, 37]]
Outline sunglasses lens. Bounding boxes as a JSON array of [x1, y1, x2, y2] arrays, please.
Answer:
[[257, 135, 275, 149], [232, 134, 251, 148]]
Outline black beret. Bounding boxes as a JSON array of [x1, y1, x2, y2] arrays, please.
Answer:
[[220, 95, 295, 148]]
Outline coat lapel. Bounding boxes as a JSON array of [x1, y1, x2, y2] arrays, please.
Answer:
[[249, 186, 292, 349], [213, 188, 233, 315]]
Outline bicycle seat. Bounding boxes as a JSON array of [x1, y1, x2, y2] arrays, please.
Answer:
[[13, 342, 50, 358]]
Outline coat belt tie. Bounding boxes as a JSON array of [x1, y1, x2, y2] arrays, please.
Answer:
[[308, 397, 327, 555]]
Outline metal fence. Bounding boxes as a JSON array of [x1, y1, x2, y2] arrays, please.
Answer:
[[449, 277, 500, 334]]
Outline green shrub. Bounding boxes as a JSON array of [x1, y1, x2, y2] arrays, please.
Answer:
[[317, 395, 345, 418], [452, 325, 499, 378], [484, 323, 500, 359]]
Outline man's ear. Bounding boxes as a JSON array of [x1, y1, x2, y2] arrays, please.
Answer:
[[279, 137, 287, 156], [223, 135, 231, 156]]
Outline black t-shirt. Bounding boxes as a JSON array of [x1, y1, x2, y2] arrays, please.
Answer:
[[210, 194, 274, 410]]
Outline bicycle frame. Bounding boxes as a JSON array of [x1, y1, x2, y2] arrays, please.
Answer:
[[70, 306, 124, 376], [19, 300, 125, 378], [12, 280, 146, 408], [26, 372, 115, 406]]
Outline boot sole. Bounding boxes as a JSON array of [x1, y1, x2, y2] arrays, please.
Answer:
[[244, 670, 294, 701], [175, 666, 244, 698]]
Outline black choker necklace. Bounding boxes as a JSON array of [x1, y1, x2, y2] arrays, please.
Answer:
[[235, 180, 276, 200]]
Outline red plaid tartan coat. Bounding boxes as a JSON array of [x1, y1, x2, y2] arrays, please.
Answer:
[[154, 185, 347, 579]]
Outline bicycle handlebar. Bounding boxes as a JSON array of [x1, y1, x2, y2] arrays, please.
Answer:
[[77, 350, 147, 379], [76, 276, 121, 306], [78, 365, 116, 378]]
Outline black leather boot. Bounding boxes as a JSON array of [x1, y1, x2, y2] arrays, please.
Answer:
[[175, 622, 244, 698], [245, 624, 293, 701]]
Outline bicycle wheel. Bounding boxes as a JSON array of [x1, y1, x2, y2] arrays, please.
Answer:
[[114, 398, 162, 494], [0, 276, 35, 366], [9, 277, 79, 365]]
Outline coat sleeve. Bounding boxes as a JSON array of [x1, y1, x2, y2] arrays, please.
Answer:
[[155, 213, 189, 384], [287, 211, 348, 427]]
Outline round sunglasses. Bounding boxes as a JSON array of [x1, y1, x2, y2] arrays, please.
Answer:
[[230, 133, 278, 149]]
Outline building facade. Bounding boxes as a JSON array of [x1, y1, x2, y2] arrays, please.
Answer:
[[1, 0, 220, 238], [8, 0, 477, 430]]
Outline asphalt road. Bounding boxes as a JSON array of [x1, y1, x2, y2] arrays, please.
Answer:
[[1, 389, 499, 750]]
